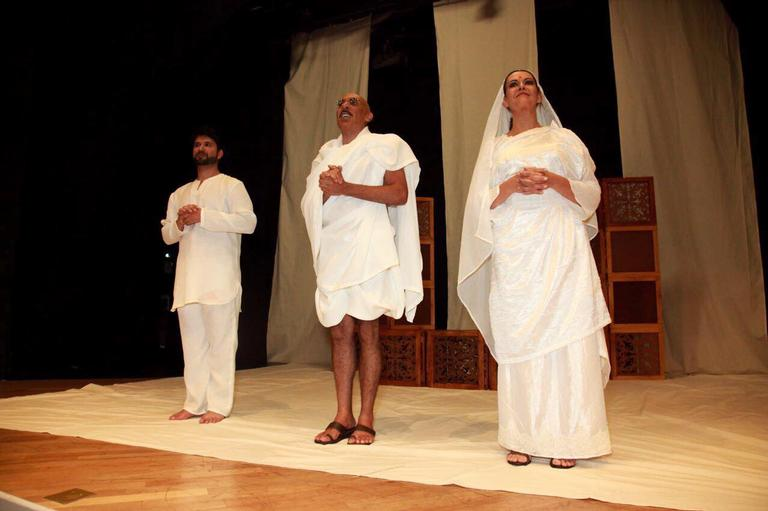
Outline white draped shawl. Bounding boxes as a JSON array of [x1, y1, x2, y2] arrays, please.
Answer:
[[486, 128, 610, 362], [301, 128, 423, 327], [458, 84, 607, 363]]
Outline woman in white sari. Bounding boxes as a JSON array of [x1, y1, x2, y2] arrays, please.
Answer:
[[458, 70, 612, 469]]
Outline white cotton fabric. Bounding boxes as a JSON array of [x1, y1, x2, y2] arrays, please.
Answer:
[[161, 173, 257, 311], [487, 127, 609, 363], [498, 330, 611, 458], [458, 84, 607, 359], [458, 79, 611, 459], [177, 299, 239, 416], [301, 127, 423, 327], [609, 0, 768, 374], [1, 365, 767, 511]]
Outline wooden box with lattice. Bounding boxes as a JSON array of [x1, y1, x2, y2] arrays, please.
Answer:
[[596, 177, 665, 379], [379, 329, 425, 386], [426, 330, 486, 390]]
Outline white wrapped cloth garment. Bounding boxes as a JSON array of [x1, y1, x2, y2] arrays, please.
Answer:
[[301, 127, 423, 327]]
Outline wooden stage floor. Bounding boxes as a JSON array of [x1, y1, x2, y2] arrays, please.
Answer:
[[0, 379, 668, 511]]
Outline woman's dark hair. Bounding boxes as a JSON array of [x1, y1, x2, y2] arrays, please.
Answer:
[[502, 69, 539, 95]]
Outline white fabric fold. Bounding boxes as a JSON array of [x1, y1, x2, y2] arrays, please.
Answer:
[[458, 82, 594, 355], [301, 128, 423, 326]]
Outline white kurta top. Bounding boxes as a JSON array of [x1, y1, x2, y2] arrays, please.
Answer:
[[301, 128, 423, 327], [161, 173, 257, 311], [461, 125, 610, 363]]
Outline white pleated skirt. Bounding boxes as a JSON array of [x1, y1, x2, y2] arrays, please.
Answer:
[[497, 329, 612, 459]]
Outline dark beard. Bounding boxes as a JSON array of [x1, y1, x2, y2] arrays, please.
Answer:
[[194, 154, 219, 166]]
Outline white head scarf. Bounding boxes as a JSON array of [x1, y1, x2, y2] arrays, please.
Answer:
[[457, 71, 562, 356]]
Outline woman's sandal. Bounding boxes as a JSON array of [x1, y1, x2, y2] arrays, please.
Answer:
[[507, 451, 532, 466], [549, 458, 576, 469]]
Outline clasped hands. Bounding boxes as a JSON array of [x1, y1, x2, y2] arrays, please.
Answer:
[[503, 167, 552, 195], [176, 204, 201, 230], [318, 165, 346, 197]]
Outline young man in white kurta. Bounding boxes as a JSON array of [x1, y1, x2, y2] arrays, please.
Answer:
[[301, 93, 422, 445], [161, 131, 256, 424]]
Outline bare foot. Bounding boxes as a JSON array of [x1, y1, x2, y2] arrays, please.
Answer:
[[169, 409, 199, 421], [550, 458, 576, 469], [348, 424, 376, 445], [199, 411, 226, 424], [506, 451, 531, 466]]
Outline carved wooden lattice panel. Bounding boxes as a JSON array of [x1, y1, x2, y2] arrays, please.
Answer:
[[417, 199, 433, 239], [427, 331, 485, 389], [604, 179, 656, 225], [380, 330, 423, 386], [614, 333, 661, 377]]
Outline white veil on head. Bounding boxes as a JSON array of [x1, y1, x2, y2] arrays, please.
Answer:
[[457, 70, 562, 358], [483, 70, 562, 142]]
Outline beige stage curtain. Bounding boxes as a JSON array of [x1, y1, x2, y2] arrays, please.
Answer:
[[434, 0, 537, 330], [610, 0, 768, 374], [267, 18, 371, 364]]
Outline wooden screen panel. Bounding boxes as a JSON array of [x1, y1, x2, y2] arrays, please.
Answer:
[[611, 280, 658, 324], [613, 332, 662, 377], [417, 198, 434, 240], [426, 330, 485, 390], [590, 234, 603, 275], [420, 243, 432, 282], [602, 178, 656, 226], [609, 230, 656, 272], [485, 347, 498, 391], [379, 329, 424, 386]]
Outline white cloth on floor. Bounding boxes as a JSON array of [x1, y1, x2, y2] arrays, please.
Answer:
[[161, 173, 256, 311], [177, 299, 240, 416], [301, 127, 423, 327]]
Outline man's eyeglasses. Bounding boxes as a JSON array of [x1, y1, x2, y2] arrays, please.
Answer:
[[336, 97, 360, 107]]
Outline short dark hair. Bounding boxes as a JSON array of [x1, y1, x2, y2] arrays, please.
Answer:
[[191, 126, 222, 150]]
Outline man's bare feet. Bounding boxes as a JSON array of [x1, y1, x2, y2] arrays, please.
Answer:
[[550, 458, 576, 469], [199, 411, 226, 424], [506, 451, 531, 466], [348, 424, 376, 445], [169, 409, 199, 421]]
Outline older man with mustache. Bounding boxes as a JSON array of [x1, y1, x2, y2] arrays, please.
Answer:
[[301, 93, 423, 445]]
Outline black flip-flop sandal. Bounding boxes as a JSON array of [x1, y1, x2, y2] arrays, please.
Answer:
[[314, 421, 355, 445], [549, 459, 576, 469], [348, 424, 376, 445], [507, 451, 532, 466]]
